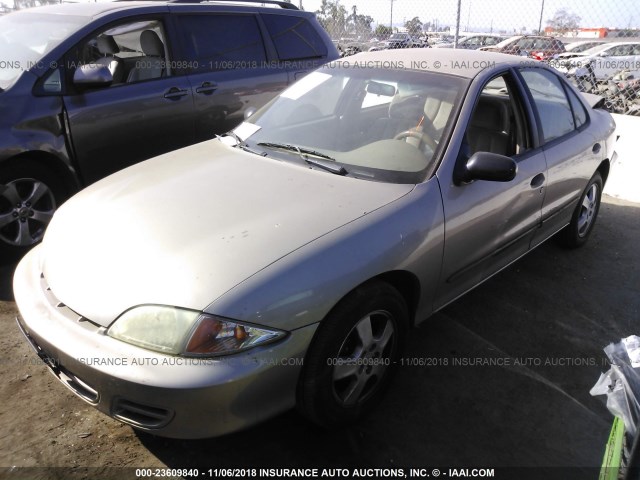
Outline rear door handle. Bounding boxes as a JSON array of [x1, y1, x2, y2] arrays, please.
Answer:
[[530, 173, 545, 188], [196, 82, 218, 95], [592, 143, 601, 154], [163, 87, 189, 99]]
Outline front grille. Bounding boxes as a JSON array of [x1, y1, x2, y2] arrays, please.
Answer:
[[39, 273, 102, 332], [112, 398, 174, 429], [58, 368, 100, 404], [15, 315, 99, 404]]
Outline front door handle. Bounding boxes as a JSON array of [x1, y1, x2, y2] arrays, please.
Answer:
[[196, 82, 218, 95], [592, 143, 601, 154], [163, 87, 189, 99], [530, 172, 545, 188]]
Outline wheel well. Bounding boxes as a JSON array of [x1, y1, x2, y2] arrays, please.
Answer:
[[373, 271, 421, 325], [597, 159, 610, 185], [1, 152, 79, 195]]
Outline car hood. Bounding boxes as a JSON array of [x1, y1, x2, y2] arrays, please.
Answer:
[[41, 140, 413, 327]]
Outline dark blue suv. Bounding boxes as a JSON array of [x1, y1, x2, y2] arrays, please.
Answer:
[[0, 0, 337, 257]]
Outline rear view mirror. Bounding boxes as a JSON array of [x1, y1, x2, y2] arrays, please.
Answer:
[[366, 81, 396, 97], [73, 64, 113, 88]]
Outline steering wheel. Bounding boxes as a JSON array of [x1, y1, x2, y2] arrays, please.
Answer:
[[394, 129, 437, 151]]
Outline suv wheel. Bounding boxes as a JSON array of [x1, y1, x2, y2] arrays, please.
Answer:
[[0, 161, 68, 261]]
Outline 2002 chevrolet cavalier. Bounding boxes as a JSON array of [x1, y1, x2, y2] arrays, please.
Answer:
[[14, 49, 616, 438]]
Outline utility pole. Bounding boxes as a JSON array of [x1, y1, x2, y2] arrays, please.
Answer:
[[454, 0, 461, 48], [390, 0, 395, 31], [537, 0, 545, 35]]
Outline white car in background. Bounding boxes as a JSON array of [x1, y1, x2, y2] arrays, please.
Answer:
[[553, 41, 640, 81]]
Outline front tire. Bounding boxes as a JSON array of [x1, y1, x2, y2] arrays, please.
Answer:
[[557, 172, 603, 248], [297, 281, 408, 428]]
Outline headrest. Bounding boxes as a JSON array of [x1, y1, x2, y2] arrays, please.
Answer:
[[470, 97, 509, 131], [140, 30, 164, 57], [389, 94, 425, 120], [97, 35, 119, 55]]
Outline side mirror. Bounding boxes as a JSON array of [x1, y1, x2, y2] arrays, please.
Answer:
[[456, 151, 517, 184], [73, 64, 113, 88]]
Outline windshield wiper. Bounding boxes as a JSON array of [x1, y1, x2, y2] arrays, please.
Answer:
[[217, 133, 266, 156], [257, 142, 335, 161], [257, 142, 347, 175]]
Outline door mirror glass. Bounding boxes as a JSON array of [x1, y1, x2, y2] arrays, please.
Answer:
[[73, 64, 113, 88]]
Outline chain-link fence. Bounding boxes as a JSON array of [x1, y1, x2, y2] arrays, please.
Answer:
[[309, 0, 640, 115], [2, 0, 639, 115]]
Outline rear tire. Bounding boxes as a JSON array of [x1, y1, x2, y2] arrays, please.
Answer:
[[557, 172, 602, 249], [0, 160, 69, 263], [297, 281, 408, 428]]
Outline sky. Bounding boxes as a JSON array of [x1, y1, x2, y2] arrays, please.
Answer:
[[296, 0, 639, 33], [3, 0, 636, 33]]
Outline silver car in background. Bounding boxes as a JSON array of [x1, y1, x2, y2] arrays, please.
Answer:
[[14, 49, 616, 438]]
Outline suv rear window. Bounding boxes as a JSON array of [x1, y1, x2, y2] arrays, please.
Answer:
[[177, 14, 266, 71], [262, 14, 327, 61]]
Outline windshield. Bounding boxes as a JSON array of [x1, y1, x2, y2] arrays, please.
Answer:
[[232, 64, 466, 184], [389, 34, 408, 41], [0, 11, 89, 89], [493, 36, 520, 49], [581, 43, 614, 56], [566, 42, 601, 53]]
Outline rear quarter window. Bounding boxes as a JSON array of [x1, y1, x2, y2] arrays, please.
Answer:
[[262, 14, 328, 61]]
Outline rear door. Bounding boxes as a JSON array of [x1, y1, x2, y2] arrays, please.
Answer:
[[63, 17, 195, 184], [517, 68, 602, 247], [172, 11, 288, 142]]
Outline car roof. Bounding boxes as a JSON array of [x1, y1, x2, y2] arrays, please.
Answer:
[[347, 48, 534, 79], [601, 41, 640, 47], [18, 0, 301, 19], [19, 2, 139, 17]]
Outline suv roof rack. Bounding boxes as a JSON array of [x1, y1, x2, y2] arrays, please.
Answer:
[[115, 0, 299, 9]]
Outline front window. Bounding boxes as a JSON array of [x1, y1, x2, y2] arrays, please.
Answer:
[[0, 11, 89, 89], [389, 33, 409, 41], [232, 64, 466, 184]]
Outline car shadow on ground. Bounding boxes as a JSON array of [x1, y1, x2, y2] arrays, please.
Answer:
[[0, 261, 17, 301], [134, 197, 640, 470]]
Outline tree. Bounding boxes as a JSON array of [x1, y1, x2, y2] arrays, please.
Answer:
[[546, 8, 581, 34], [316, 0, 349, 39], [354, 15, 374, 36], [404, 16, 422, 36], [375, 24, 393, 38]]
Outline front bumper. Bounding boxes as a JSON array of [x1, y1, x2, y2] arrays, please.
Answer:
[[13, 246, 318, 438]]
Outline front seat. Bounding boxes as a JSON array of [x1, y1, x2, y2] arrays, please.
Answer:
[[127, 30, 165, 83], [368, 93, 426, 141], [95, 35, 124, 84], [465, 96, 511, 156], [422, 96, 454, 140]]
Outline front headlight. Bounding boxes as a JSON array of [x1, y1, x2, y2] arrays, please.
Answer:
[[107, 305, 286, 356]]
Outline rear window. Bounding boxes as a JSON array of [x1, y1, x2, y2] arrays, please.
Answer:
[[176, 14, 266, 71], [262, 14, 327, 61]]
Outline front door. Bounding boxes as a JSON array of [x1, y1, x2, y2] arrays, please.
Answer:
[[435, 72, 547, 308], [63, 17, 195, 184]]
